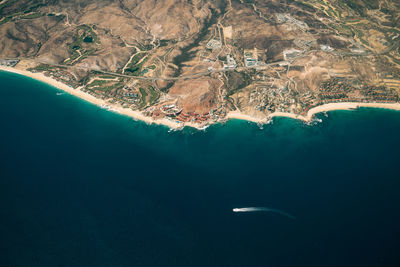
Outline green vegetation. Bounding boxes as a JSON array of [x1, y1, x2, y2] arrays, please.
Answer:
[[125, 53, 148, 76], [79, 74, 91, 86], [129, 53, 146, 66], [139, 87, 148, 107], [361, 0, 379, 9], [136, 86, 159, 107], [0, 0, 19, 16], [86, 78, 124, 94], [78, 48, 97, 61], [218, 55, 227, 61], [294, 1, 316, 12], [65, 25, 99, 65], [159, 40, 170, 47], [28, 64, 62, 72], [1, 1, 47, 18], [87, 79, 110, 88], [83, 36, 93, 43], [137, 43, 154, 51], [23, 2, 46, 14], [99, 75, 117, 79], [344, 0, 366, 16], [161, 82, 175, 93], [392, 58, 400, 66], [147, 86, 160, 105], [327, 6, 339, 18], [339, 0, 378, 17], [354, 28, 365, 38], [20, 13, 43, 19], [360, 38, 370, 46], [100, 81, 124, 93], [0, 16, 12, 25], [330, 23, 353, 37]]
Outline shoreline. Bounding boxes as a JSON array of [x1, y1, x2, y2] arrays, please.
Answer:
[[0, 66, 187, 129], [227, 102, 400, 124], [2, 66, 400, 129]]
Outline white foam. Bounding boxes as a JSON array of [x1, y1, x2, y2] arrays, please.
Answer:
[[233, 207, 296, 219], [305, 118, 322, 126], [233, 207, 266, 212]]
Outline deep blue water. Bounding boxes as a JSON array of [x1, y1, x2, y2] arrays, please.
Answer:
[[1, 70, 400, 267]]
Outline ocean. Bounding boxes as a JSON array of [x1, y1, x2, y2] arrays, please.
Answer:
[[1, 70, 400, 267]]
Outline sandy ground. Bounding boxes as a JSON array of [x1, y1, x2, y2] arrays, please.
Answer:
[[2, 66, 400, 129]]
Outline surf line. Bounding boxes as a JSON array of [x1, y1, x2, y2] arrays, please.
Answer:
[[233, 207, 296, 220]]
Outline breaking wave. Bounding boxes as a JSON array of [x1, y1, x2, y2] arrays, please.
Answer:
[[233, 207, 296, 219], [257, 119, 273, 130], [305, 118, 323, 126]]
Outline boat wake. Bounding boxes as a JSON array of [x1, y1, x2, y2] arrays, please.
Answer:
[[233, 207, 296, 220], [56, 92, 65, 96]]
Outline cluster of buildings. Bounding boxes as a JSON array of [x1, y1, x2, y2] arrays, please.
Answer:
[[320, 45, 334, 52], [362, 85, 399, 102], [283, 49, 302, 61], [160, 104, 182, 116], [224, 54, 237, 69], [206, 39, 222, 50], [248, 85, 296, 113], [275, 13, 308, 31], [41, 69, 80, 89], [0, 59, 19, 67], [175, 111, 210, 123], [244, 49, 258, 67], [144, 104, 212, 125]]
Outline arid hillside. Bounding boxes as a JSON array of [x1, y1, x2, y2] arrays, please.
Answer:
[[1, 0, 400, 125]]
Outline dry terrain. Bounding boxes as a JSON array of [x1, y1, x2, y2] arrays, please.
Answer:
[[1, 0, 400, 126]]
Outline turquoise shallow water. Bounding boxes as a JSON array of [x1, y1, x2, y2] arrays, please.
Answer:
[[1, 70, 400, 267]]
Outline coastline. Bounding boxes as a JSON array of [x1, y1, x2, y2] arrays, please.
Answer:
[[2, 65, 400, 129], [0, 66, 186, 129], [227, 102, 400, 124]]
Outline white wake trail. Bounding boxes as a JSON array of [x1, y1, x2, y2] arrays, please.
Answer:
[[233, 207, 296, 220]]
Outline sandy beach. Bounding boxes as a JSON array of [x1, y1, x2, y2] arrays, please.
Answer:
[[305, 102, 400, 120], [227, 102, 400, 124], [2, 65, 400, 129], [0, 65, 187, 129]]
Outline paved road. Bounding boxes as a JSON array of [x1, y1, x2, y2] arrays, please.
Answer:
[[44, 61, 288, 81], [4, 57, 287, 81]]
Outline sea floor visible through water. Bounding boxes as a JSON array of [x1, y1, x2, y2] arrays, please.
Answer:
[[1, 70, 400, 267]]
